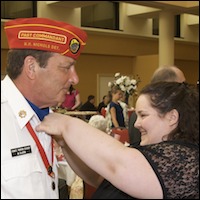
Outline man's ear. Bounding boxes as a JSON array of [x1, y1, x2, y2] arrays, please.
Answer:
[[167, 109, 179, 126], [24, 56, 36, 79]]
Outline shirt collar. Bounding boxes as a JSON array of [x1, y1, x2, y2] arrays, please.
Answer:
[[1, 75, 49, 129], [26, 99, 49, 121]]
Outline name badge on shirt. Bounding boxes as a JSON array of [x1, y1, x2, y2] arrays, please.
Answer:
[[11, 145, 32, 157]]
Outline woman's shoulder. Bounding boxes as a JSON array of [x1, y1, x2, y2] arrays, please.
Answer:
[[135, 141, 199, 162], [110, 101, 119, 107], [136, 140, 198, 151], [72, 89, 79, 95], [134, 141, 199, 199]]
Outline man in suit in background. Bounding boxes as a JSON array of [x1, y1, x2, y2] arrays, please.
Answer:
[[80, 95, 97, 120], [97, 95, 110, 113]]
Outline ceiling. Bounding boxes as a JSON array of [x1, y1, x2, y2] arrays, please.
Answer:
[[46, 1, 103, 8], [46, 1, 199, 17], [125, 1, 198, 15]]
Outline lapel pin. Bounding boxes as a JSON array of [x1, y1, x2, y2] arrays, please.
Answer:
[[19, 110, 27, 118]]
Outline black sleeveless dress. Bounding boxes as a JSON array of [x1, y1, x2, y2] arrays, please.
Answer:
[[92, 141, 199, 199]]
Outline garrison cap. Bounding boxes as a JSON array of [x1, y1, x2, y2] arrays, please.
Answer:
[[4, 17, 87, 60]]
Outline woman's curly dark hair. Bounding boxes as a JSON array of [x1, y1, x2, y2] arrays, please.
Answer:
[[140, 82, 199, 145]]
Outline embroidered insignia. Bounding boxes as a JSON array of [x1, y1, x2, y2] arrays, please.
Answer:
[[69, 38, 80, 54], [19, 110, 27, 118]]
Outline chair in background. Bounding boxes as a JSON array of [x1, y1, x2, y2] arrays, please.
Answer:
[[100, 107, 106, 117], [83, 182, 96, 199], [111, 128, 129, 144]]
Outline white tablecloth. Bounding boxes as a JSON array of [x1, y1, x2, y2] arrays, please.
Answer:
[[58, 161, 84, 199], [58, 161, 76, 187], [54, 140, 84, 198]]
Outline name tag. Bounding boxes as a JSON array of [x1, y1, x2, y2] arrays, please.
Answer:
[[11, 145, 32, 157]]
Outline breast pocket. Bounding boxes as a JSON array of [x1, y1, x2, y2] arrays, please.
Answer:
[[2, 154, 42, 181]]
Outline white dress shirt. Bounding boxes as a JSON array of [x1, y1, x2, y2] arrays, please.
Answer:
[[1, 75, 59, 199]]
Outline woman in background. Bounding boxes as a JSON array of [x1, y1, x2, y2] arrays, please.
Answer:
[[109, 85, 126, 128], [61, 85, 81, 111]]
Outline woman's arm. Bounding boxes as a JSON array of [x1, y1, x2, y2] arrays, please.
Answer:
[[55, 136, 103, 187], [110, 107, 120, 128], [71, 93, 81, 110], [36, 113, 162, 198]]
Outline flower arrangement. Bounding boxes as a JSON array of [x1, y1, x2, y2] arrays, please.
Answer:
[[108, 72, 140, 96]]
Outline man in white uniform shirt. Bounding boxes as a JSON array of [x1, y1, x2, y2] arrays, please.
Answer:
[[1, 17, 87, 199]]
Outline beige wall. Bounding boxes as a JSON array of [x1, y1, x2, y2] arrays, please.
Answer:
[[75, 54, 134, 105], [175, 59, 199, 83]]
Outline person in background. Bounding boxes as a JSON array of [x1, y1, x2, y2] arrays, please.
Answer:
[[84, 114, 109, 198], [109, 85, 126, 128], [118, 92, 129, 128], [61, 85, 81, 111], [97, 95, 110, 113], [1, 17, 87, 199], [151, 65, 186, 83], [36, 81, 199, 199], [79, 95, 97, 120], [128, 65, 186, 146], [88, 115, 108, 133]]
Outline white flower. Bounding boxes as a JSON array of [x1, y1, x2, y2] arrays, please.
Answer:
[[116, 77, 123, 85], [125, 77, 131, 86], [120, 85, 126, 92], [108, 82, 113, 88], [108, 72, 140, 96], [115, 73, 120, 78], [127, 85, 134, 91], [131, 79, 137, 85]]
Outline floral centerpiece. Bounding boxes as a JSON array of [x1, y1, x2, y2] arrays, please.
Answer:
[[108, 72, 140, 96], [106, 72, 141, 129]]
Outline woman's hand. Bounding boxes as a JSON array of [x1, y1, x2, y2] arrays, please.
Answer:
[[35, 113, 68, 137]]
